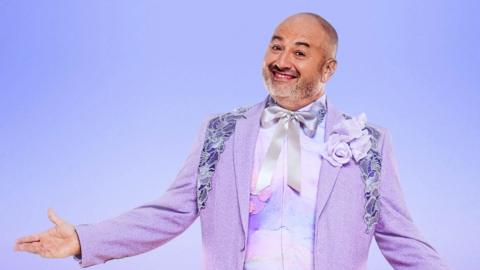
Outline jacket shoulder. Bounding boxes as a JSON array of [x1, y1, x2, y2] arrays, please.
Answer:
[[340, 111, 389, 145], [196, 100, 259, 209]]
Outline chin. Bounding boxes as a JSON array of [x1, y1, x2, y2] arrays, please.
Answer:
[[270, 83, 302, 99], [270, 90, 295, 99], [266, 85, 291, 98], [264, 79, 293, 97]]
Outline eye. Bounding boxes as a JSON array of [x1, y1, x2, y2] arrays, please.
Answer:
[[271, 44, 282, 51], [295, 51, 306, 57]]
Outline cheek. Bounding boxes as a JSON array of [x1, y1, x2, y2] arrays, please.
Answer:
[[300, 62, 323, 78], [263, 53, 276, 66], [261, 62, 270, 76]]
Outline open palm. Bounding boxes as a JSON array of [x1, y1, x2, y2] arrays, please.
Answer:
[[14, 208, 81, 258]]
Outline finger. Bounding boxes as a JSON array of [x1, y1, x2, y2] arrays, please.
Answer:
[[14, 242, 32, 252], [15, 242, 42, 254], [15, 234, 40, 244], [48, 208, 65, 226]]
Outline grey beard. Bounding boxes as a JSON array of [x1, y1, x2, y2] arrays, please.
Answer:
[[262, 71, 320, 101]]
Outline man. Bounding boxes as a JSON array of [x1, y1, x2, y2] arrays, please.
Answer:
[[14, 12, 449, 269]]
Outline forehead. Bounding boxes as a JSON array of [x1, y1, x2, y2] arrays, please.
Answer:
[[271, 16, 327, 47]]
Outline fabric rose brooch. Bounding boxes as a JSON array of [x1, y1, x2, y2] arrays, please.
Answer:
[[320, 112, 383, 233], [320, 113, 372, 166]]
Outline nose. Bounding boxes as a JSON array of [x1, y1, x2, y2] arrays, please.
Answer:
[[275, 51, 292, 70]]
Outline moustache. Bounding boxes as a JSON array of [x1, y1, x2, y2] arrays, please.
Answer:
[[268, 64, 299, 78]]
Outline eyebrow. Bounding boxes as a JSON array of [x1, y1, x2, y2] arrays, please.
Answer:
[[271, 35, 283, 42], [270, 35, 311, 48]]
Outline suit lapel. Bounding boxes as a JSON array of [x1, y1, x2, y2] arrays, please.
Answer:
[[315, 97, 344, 221], [232, 95, 345, 235], [233, 98, 266, 236]]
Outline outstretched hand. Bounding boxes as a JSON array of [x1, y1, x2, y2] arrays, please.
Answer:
[[14, 208, 81, 258]]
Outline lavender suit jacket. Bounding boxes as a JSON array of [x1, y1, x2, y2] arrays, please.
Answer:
[[74, 96, 449, 269]]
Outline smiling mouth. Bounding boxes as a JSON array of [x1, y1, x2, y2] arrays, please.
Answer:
[[270, 68, 299, 82]]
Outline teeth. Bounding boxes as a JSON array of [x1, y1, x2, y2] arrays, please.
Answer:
[[274, 71, 294, 79]]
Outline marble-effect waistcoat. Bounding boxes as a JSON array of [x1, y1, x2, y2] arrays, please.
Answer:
[[244, 95, 326, 270]]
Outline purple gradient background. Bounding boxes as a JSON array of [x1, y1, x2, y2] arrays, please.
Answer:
[[1, 1, 479, 269]]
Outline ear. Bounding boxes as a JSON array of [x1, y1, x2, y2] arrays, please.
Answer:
[[321, 59, 337, 82]]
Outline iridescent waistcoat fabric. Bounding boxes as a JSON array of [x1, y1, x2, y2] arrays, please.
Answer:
[[244, 95, 327, 270]]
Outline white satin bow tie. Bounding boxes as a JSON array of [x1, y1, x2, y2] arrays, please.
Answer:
[[254, 97, 327, 194]]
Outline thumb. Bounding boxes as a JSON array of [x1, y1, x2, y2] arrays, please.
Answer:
[[47, 208, 65, 226]]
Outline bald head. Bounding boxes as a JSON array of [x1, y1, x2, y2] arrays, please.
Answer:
[[277, 12, 338, 58], [262, 12, 339, 110]]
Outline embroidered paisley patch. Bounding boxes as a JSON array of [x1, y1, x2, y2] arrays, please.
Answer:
[[343, 113, 383, 233], [197, 107, 249, 210]]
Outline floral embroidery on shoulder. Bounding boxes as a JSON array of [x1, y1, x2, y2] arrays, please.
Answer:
[[197, 106, 249, 210], [358, 129, 382, 234]]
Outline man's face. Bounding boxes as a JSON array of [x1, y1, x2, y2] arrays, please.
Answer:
[[262, 16, 334, 103]]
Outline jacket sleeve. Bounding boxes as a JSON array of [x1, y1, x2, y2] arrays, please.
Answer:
[[73, 116, 211, 267], [374, 129, 450, 269]]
